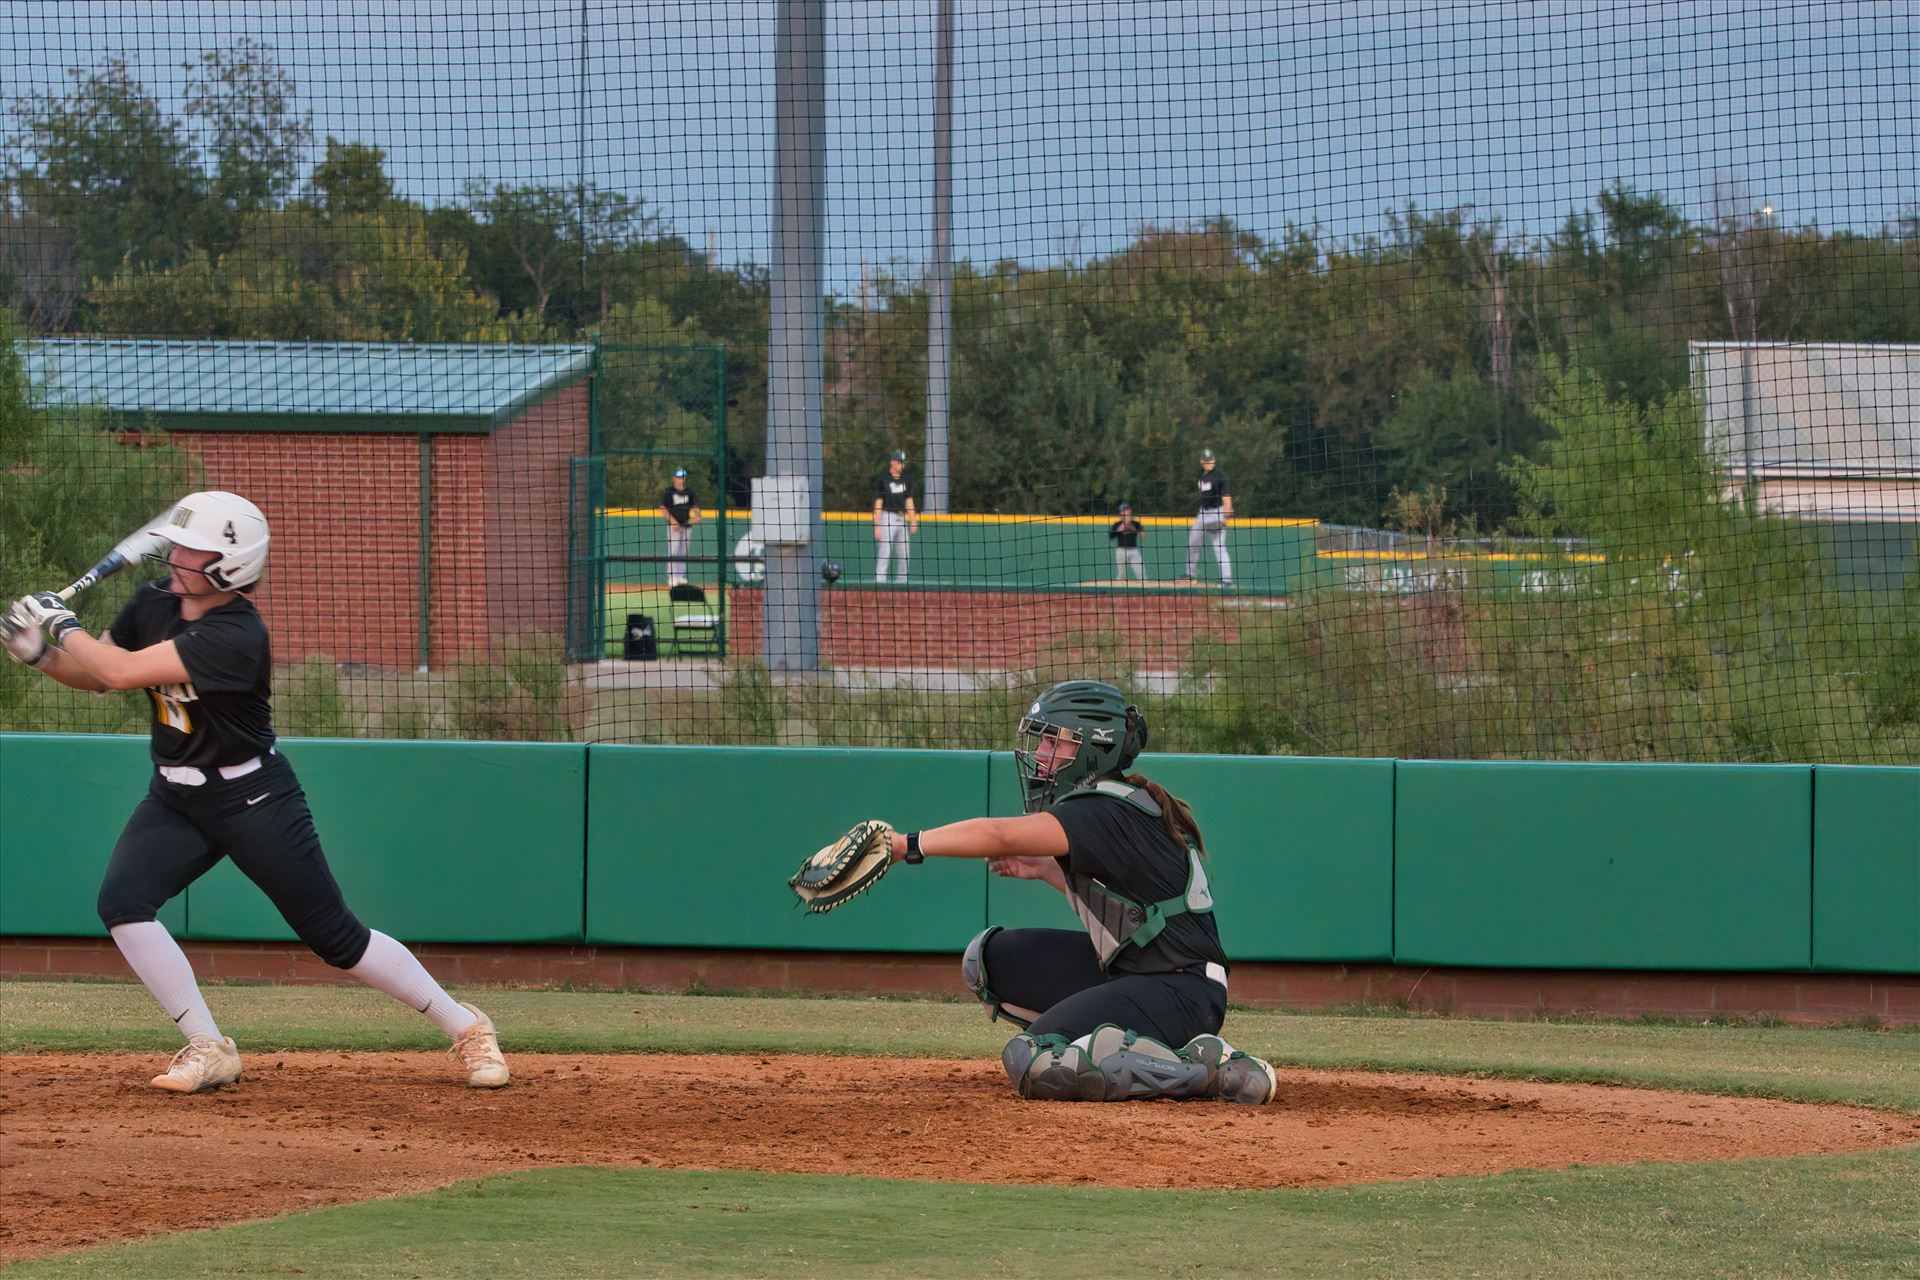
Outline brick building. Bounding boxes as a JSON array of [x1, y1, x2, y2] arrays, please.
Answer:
[[23, 340, 593, 670]]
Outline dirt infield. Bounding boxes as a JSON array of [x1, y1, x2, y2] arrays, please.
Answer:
[[4, 1052, 1916, 1263]]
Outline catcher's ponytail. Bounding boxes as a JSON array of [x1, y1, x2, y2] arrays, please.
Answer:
[[1121, 772, 1208, 860]]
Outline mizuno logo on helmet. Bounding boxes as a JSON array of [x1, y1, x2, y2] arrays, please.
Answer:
[[1090, 728, 1114, 745]]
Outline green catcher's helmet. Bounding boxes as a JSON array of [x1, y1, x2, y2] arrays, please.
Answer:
[[1015, 680, 1150, 813]]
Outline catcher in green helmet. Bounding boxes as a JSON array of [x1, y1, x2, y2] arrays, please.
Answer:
[[873, 680, 1276, 1104]]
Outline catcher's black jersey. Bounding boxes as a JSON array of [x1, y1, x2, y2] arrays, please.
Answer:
[[108, 584, 276, 770], [1195, 468, 1231, 510], [1048, 789, 1227, 978]]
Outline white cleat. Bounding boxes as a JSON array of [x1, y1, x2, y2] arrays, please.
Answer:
[[150, 1035, 243, 1094], [451, 1002, 510, 1088]]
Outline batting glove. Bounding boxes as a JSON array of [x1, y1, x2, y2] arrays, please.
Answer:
[[21, 592, 82, 648], [1, 604, 50, 667]]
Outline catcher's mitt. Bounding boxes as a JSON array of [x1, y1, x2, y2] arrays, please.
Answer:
[[789, 819, 895, 914]]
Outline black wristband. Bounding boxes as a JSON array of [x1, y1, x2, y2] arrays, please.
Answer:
[[904, 831, 924, 865], [49, 617, 84, 646]]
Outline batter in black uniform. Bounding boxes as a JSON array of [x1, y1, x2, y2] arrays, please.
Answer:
[[2, 491, 509, 1094], [878, 680, 1275, 1103]]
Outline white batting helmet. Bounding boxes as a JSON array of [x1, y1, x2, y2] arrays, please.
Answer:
[[151, 491, 271, 592]]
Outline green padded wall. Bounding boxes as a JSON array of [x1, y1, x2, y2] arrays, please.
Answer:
[[1144, 754, 1394, 962], [586, 745, 990, 951], [0, 734, 185, 936], [1812, 766, 1920, 974], [1395, 762, 1812, 970], [982, 752, 1395, 962], [184, 740, 586, 944]]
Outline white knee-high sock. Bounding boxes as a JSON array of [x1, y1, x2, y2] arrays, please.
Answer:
[[109, 922, 221, 1043], [346, 930, 477, 1038]]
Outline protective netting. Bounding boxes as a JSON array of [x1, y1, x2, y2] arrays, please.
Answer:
[[3, 2, 1915, 761]]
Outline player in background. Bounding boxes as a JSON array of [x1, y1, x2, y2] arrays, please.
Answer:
[[872, 448, 918, 584], [882, 680, 1275, 1103], [661, 467, 700, 586], [1184, 448, 1234, 588], [1108, 502, 1146, 581], [1, 492, 509, 1094]]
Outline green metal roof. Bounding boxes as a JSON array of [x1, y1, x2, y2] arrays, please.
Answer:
[[21, 340, 595, 434]]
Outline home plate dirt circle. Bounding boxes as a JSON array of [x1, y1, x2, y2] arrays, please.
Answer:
[[3, 1052, 1916, 1262]]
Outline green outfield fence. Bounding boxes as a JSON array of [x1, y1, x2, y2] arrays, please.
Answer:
[[2, 4, 1916, 764], [2, 735, 1914, 974]]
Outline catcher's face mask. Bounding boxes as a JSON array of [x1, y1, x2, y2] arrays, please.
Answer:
[[1016, 718, 1093, 813]]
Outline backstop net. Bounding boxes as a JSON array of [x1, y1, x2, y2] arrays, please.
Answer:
[[3, 2, 1915, 761]]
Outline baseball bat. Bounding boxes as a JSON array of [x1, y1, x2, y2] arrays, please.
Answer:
[[56, 528, 171, 602]]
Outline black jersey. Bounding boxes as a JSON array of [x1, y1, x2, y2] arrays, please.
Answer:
[[872, 472, 912, 513], [108, 583, 276, 770], [1108, 518, 1143, 549], [660, 485, 698, 526], [1196, 468, 1231, 511], [1048, 789, 1227, 977]]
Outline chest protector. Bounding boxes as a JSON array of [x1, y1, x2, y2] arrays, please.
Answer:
[[1057, 780, 1214, 972]]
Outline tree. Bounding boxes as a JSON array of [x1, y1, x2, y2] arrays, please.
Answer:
[[449, 180, 659, 329], [92, 207, 502, 342], [4, 58, 205, 284], [183, 37, 313, 238], [454, 182, 576, 323], [0, 314, 199, 730], [307, 137, 395, 218], [1375, 368, 1540, 531], [0, 203, 80, 332]]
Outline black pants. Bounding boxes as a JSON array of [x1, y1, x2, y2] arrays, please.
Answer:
[[985, 927, 1226, 1047], [97, 753, 372, 969]]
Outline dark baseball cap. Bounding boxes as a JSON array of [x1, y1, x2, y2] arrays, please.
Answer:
[[888, 449, 908, 462], [672, 467, 688, 478], [1117, 501, 1132, 512], [1199, 448, 1216, 462]]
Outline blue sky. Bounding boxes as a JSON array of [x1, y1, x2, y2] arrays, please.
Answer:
[[4, 1, 1915, 294]]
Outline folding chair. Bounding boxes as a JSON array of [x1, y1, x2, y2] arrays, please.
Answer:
[[668, 582, 720, 656]]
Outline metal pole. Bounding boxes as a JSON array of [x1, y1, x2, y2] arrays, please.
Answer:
[[1740, 342, 1755, 502], [416, 433, 432, 673], [713, 345, 729, 657], [766, 0, 825, 673], [924, 0, 954, 514]]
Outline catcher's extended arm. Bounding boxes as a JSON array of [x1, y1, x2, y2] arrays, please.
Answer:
[[789, 819, 896, 914]]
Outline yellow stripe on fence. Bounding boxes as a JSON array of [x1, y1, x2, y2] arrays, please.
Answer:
[[1318, 549, 1608, 564], [604, 508, 1318, 529]]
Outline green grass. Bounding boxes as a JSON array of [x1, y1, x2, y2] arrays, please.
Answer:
[[8, 1152, 1919, 1279], [604, 584, 719, 658], [6, 982, 1918, 1277], [4, 981, 1918, 1111]]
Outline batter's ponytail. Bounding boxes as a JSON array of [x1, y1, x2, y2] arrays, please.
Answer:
[[1120, 772, 1208, 860]]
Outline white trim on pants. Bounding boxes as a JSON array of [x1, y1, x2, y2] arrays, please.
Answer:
[[1185, 510, 1232, 583], [876, 510, 911, 583]]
